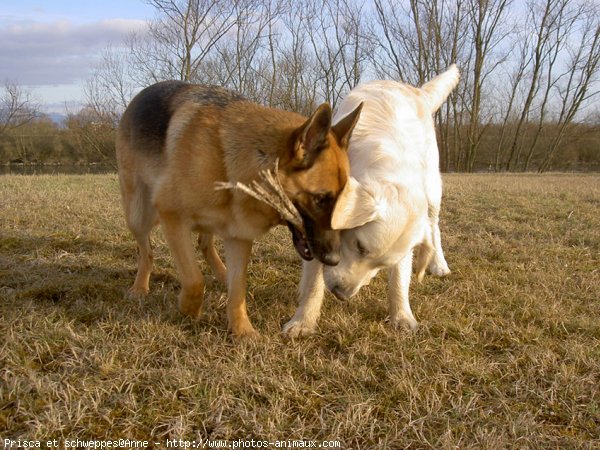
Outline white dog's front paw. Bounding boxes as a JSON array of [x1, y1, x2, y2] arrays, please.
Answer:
[[282, 318, 317, 338], [390, 314, 418, 331]]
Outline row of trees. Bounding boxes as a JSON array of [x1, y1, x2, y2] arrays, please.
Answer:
[[2, 0, 599, 171], [0, 80, 115, 167]]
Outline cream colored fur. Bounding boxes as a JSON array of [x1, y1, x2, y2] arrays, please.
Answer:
[[284, 65, 459, 337]]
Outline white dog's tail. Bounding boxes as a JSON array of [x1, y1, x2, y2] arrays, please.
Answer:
[[421, 64, 460, 112]]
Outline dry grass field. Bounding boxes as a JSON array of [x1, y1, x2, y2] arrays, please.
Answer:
[[1, 173, 599, 448]]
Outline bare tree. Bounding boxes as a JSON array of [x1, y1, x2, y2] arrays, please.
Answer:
[[492, 20, 535, 172], [85, 46, 137, 124], [462, 0, 512, 172], [491, 0, 600, 172], [537, 3, 600, 171], [298, 0, 370, 108], [208, 0, 281, 102], [503, 0, 572, 171], [371, 0, 513, 172], [272, 0, 322, 114], [0, 81, 39, 136], [64, 107, 117, 166], [81, 0, 600, 171], [128, 0, 239, 83], [329, 0, 371, 95]]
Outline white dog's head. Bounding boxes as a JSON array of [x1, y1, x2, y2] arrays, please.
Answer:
[[324, 177, 430, 300]]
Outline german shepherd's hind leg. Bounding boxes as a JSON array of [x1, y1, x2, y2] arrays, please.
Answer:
[[224, 238, 258, 339], [160, 212, 206, 318], [121, 179, 158, 299], [129, 232, 154, 299], [198, 233, 227, 284]]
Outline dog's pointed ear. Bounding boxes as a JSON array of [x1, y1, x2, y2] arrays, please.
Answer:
[[332, 102, 363, 148], [331, 176, 379, 230], [292, 103, 332, 169]]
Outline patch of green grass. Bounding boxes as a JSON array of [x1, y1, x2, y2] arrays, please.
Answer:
[[1, 173, 599, 448]]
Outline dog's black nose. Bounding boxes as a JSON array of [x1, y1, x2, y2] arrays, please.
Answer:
[[331, 285, 349, 301], [320, 252, 340, 266]]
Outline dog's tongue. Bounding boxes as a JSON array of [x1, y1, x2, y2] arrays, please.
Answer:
[[287, 222, 313, 261]]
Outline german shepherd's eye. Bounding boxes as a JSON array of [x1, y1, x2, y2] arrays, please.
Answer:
[[356, 239, 369, 256], [312, 192, 333, 209]]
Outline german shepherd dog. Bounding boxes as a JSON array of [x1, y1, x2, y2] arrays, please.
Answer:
[[116, 81, 362, 338]]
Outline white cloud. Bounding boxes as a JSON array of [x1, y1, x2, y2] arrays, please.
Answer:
[[0, 18, 147, 86]]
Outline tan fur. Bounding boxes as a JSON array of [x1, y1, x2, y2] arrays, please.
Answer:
[[117, 82, 361, 338]]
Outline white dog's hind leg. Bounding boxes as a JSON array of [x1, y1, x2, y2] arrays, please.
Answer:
[[422, 130, 450, 277], [388, 252, 418, 330], [425, 168, 451, 276], [282, 259, 325, 337], [428, 208, 451, 276]]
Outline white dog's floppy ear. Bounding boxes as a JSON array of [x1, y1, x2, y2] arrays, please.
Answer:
[[331, 177, 379, 230]]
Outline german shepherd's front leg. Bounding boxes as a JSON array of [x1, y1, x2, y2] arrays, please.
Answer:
[[160, 212, 205, 318], [224, 238, 258, 338]]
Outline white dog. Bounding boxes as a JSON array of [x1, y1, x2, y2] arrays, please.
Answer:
[[283, 65, 460, 337]]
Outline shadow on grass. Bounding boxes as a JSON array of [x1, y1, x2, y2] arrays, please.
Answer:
[[0, 233, 271, 339], [0, 233, 183, 322]]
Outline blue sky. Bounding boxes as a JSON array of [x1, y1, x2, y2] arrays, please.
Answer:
[[1, 0, 155, 113]]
